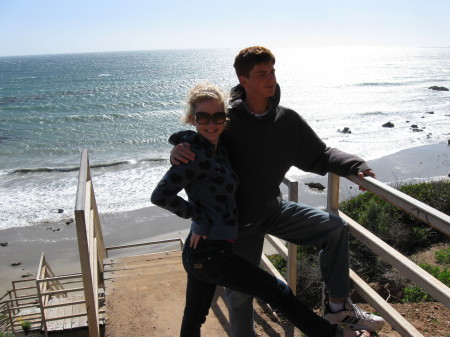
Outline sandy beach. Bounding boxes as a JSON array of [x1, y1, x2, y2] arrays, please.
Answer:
[[1, 142, 449, 296]]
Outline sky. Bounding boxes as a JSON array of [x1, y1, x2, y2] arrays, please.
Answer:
[[0, 0, 449, 57]]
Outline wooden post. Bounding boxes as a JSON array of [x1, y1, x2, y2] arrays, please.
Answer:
[[36, 253, 49, 337], [284, 178, 298, 295], [327, 173, 340, 215], [5, 296, 14, 333], [12, 281, 19, 316]]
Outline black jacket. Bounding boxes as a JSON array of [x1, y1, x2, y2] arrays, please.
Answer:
[[173, 84, 370, 225], [152, 131, 239, 240]]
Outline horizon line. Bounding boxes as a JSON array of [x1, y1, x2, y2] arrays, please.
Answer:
[[2, 45, 450, 58]]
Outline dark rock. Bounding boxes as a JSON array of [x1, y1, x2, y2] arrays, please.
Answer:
[[426, 111, 434, 114], [305, 182, 326, 191], [411, 124, 418, 128], [21, 272, 33, 278], [1, 242, 8, 247], [382, 122, 395, 128], [337, 127, 352, 134], [412, 128, 424, 132], [428, 86, 449, 91], [58, 208, 64, 213], [66, 219, 74, 225], [11, 262, 22, 267]]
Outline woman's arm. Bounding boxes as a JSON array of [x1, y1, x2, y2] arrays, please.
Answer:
[[151, 157, 211, 238], [151, 161, 200, 219]]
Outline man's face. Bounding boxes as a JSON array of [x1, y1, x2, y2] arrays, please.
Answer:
[[190, 99, 226, 147], [239, 62, 276, 99]]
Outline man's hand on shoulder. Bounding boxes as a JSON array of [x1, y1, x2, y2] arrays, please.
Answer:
[[170, 142, 195, 165], [357, 169, 376, 191]]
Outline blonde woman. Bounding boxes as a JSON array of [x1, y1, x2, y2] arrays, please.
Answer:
[[151, 83, 372, 337]]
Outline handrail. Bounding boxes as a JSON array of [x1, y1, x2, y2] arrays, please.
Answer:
[[345, 175, 450, 236], [327, 173, 449, 336], [106, 238, 184, 252], [341, 211, 450, 305], [37, 273, 83, 282], [74, 149, 105, 337]]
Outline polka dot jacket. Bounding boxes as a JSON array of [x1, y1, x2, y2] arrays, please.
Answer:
[[151, 131, 239, 240]]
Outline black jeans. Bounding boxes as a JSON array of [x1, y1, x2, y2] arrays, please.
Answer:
[[180, 234, 338, 337]]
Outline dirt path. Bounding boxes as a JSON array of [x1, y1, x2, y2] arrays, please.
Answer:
[[102, 250, 449, 337]]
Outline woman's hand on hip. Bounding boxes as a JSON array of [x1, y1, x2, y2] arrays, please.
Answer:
[[190, 232, 207, 249]]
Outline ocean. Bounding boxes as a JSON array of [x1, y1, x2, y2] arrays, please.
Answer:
[[1, 47, 449, 230]]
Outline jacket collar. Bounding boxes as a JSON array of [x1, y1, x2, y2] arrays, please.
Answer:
[[229, 83, 281, 121]]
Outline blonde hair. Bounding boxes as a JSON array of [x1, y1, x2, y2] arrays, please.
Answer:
[[182, 83, 228, 124]]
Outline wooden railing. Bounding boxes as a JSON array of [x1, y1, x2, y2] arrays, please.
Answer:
[[75, 149, 107, 337], [0, 278, 39, 334], [266, 173, 449, 337], [106, 238, 184, 254], [332, 174, 450, 336], [0, 255, 95, 336], [36, 253, 91, 337]]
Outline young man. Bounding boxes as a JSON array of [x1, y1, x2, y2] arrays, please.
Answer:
[[171, 46, 385, 337]]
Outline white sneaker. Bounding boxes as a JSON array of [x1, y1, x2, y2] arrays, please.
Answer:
[[324, 298, 385, 331], [341, 326, 378, 337]]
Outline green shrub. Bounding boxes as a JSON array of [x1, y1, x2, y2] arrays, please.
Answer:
[[267, 254, 287, 276], [267, 247, 323, 308], [402, 263, 450, 303], [339, 180, 449, 304], [435, 247, 450, 265], [402, 285, 432, 303], [340, 180, 449, 254], [0, 332, 14, 337]]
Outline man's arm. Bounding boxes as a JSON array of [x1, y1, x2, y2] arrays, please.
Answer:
[[170, 142, 195, 165], [290, 114, 376, 189], [324, 147, 377, 191], [168, 130, 197, 165]]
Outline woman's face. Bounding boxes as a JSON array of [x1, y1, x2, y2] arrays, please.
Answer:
[[191, 99, 226, 147]]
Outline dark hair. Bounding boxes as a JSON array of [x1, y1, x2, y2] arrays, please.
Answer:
[[233, 46, 276, 77]]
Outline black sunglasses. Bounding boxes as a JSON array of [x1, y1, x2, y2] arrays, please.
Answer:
[[194, 111, 227, 125]]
